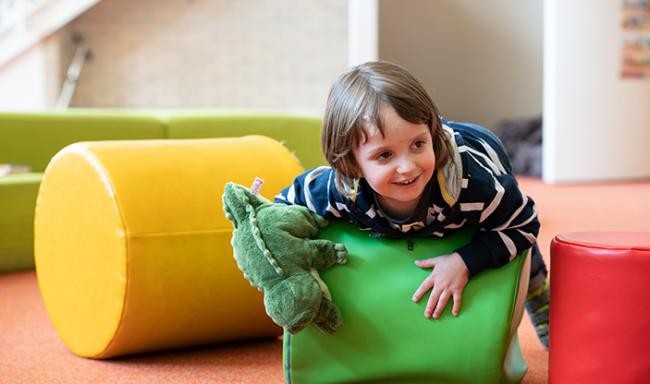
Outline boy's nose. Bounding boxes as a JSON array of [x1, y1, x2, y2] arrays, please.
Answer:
[[396, 156, 416, 173]]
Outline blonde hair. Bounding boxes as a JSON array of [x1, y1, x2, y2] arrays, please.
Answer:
[[321, 61, 453, 198]]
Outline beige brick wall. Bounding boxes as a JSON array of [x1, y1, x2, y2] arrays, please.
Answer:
[[63, 0, 347, 110]]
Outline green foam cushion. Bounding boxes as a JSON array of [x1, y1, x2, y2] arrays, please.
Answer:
[[0, 173, 42, 273], [0, 111, 165, 172], [165, 112, 326, 170], [284, 221, 527, 384]]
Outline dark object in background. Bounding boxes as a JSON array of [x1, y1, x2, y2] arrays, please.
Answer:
[[496, 116, 542, 177]]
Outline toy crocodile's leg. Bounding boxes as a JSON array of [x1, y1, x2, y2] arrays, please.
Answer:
[[306, 239, 348, 269], [307, 210, 329, 228], [313, 298, 343, 334], [281, 207, 329, 238], [264, 274, 321, 335]]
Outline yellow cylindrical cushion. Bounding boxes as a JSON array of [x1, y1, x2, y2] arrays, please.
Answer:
[[34, 136, 302, 358]]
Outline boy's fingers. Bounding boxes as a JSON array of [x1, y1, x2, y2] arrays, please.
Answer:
[[433, 291, 450, 319], [452, 291, 463, 316], [412, 277, 433, 302], [415, 258, 437, 268], [425, 287, 441, 318]]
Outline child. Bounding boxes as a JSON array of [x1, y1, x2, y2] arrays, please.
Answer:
[[275, 61, 550, 348]]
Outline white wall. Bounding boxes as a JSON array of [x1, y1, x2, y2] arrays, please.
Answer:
[[0, 37, 61, 110], [379, 0, 543, 130], [544, 0, 650, 183]]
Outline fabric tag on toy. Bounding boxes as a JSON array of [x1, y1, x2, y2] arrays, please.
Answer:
[[249, 177, 264, 195]]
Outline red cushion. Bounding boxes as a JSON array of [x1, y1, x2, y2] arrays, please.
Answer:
[[550, 231, 650, 383]]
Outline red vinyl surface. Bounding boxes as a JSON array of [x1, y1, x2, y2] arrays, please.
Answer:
[[554, 232, 650, 251], [549, 232, 650, 383]]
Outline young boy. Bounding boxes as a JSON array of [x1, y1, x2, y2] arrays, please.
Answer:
[[275, 61, 549, 348]]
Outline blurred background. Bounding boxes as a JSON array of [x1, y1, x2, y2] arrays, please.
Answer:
[[0, 0, 648, 182], [0, 0, 541, 122]]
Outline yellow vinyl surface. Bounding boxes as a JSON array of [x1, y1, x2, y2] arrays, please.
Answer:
[[35, 149, 127, 357], [35, 136, 302, 358]]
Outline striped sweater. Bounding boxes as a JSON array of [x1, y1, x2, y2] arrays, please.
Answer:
[[274, 119, 540, 277]]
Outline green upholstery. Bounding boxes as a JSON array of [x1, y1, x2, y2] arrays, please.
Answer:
[[0, 173, 42, 271], [284, 221, 528, 384], [0, 110, 325, 273], [165, 112, 325, 170], [0, 111, 165, 172]]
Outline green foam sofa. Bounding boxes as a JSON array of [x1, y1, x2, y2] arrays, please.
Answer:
[[0, 109, 324, 273]]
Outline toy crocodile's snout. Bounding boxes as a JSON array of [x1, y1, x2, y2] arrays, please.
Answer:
[[223, 183, 244, 228]]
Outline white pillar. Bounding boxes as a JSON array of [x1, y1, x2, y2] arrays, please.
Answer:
[[543, 0, 650, 183], [348, 0, 378, 67]]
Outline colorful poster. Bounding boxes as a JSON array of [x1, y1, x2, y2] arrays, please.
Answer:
[[621, 0, 650, 78]]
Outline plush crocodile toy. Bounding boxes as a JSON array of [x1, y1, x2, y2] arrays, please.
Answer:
[[222, 181, 348, 334]]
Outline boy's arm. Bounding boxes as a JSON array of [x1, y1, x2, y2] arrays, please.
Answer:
[[274, 166, 348, 220], [412, 172, 537, 318], [455, 170, 539, 278]]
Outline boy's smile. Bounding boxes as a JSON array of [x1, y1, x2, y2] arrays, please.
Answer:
[[352, 104, 436, 219], [395, 177, 417, 185]]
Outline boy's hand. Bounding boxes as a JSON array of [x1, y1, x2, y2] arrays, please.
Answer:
[[412, 252, 469, 319]]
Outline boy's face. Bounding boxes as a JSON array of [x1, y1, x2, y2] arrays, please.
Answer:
[[352, 104, 435, 218]]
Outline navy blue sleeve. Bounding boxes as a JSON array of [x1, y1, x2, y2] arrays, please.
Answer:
[[456, 171, 539, 277], [448, 122, 539, 277], [274, 166, 350, 220]]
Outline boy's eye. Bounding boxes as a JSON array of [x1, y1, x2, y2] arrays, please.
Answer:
[[413, 140, 426, 149], [376, 151, 392, 160]]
